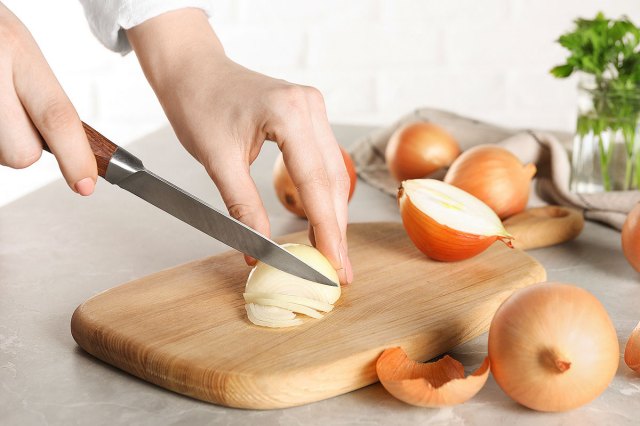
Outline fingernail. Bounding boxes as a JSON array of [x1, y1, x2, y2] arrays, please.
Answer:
[[74, 177, 95, 196], [245, 254, 257, 266]]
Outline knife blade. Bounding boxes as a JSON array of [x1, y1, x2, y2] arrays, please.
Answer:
[[66, 123, 338, 287]]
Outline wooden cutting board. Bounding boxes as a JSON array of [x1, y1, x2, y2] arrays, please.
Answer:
[[71, 222, 546, 409]]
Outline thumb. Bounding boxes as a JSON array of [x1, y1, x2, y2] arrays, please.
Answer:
[[205, 158, 271, 266]]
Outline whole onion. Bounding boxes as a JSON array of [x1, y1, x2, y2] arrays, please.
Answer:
[[273, 146, 356, 218], [385, 122, 460, 182], [622, 203, 640, 272], [488, 282, 618, 412], [444, 145, 537, 219]]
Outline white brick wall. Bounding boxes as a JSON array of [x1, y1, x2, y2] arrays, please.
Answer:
[[2, 0, 639, 206]]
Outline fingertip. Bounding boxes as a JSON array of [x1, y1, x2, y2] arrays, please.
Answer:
[[344, 253, 354, 284], [338, 242, 353, 285], [73, 177, 95, 196], [308, 225, 348, 283], [328, 242, 347, 285], [340, 237, 353, 284]]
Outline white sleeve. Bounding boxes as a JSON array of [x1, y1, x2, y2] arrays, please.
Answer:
[[78, 0, 214, 55]]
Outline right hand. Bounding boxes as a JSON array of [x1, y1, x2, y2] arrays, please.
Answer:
[[0, 2, 96, 195], [126, 9, 353, 284]]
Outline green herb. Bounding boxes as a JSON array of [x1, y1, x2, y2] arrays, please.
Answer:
[[550, 12, 640, 191]]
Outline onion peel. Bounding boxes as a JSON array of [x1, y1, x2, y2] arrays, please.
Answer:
[[376, 347, 490, 407]]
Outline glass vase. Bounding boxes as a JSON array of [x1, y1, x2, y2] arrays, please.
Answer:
[[570, 76, 640, 193]]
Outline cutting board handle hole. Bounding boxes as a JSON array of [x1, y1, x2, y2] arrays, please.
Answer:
[[530, 206, 570, 219]]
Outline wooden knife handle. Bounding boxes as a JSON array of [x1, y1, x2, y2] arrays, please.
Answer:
[[81, 122, 118, 178], [41, 121, 119, 178]]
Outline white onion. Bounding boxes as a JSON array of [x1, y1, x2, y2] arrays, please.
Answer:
[[245, 303, 302, 328], [244, 243, 341, 328]]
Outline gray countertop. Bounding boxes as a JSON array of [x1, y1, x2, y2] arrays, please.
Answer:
[[1, 124, 639, 425]]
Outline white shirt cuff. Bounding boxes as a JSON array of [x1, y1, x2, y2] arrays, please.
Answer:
[[79, 0, 214, 55]]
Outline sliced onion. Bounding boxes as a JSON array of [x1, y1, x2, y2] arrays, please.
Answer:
[[245, 303, 303, 328], [243, 292, 334, 313], [244, 243, 341, 328], [244, 296, 323, 319]]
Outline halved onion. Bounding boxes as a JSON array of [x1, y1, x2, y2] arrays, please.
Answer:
[[398, 179, 513, 261]]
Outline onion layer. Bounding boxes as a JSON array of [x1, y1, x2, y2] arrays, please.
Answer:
[[488, 282, 619, 412], [398, 179, 513, 261], [385, 122, 460, 182], [244, 243, 340, 328], [444, 145, 537, 219]]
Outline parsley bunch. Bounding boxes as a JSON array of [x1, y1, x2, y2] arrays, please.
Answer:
[[551, 12, 640, 190]]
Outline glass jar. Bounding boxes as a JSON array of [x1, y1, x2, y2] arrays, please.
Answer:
[[570, 75, 640, 193]]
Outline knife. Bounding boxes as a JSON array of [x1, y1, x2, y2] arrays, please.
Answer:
[[49, 122, 338, 287]]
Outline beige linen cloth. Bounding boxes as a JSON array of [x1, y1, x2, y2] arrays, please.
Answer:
[[350, 108, 640, 231]]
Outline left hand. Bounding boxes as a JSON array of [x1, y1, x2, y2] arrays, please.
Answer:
[[126, 9, 353, 285]]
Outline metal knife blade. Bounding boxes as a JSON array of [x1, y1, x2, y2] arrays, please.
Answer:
[[103, 145, 338, 288]]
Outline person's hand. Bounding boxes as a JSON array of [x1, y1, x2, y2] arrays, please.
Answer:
[[0, 2, 96, 195], [126, 9, 353, 284]]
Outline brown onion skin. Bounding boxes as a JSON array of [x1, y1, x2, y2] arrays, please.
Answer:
[[376, 347, 491, 407], [444, 145, 536, 220], [622, 203, 640, 272], [625, 322, 640, 373], [488, 282, 619, 412], [273, 146, 356, 218], [386, 122, 460, 182], [398, 187, 512, 261]]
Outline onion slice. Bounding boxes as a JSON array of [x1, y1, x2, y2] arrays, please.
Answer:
[[376, 347, 490, 407], [244, 296, 323, 319], [243, 292, 334, 313], [245, 304, 303, 328], [625, 320, 640, 373]]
